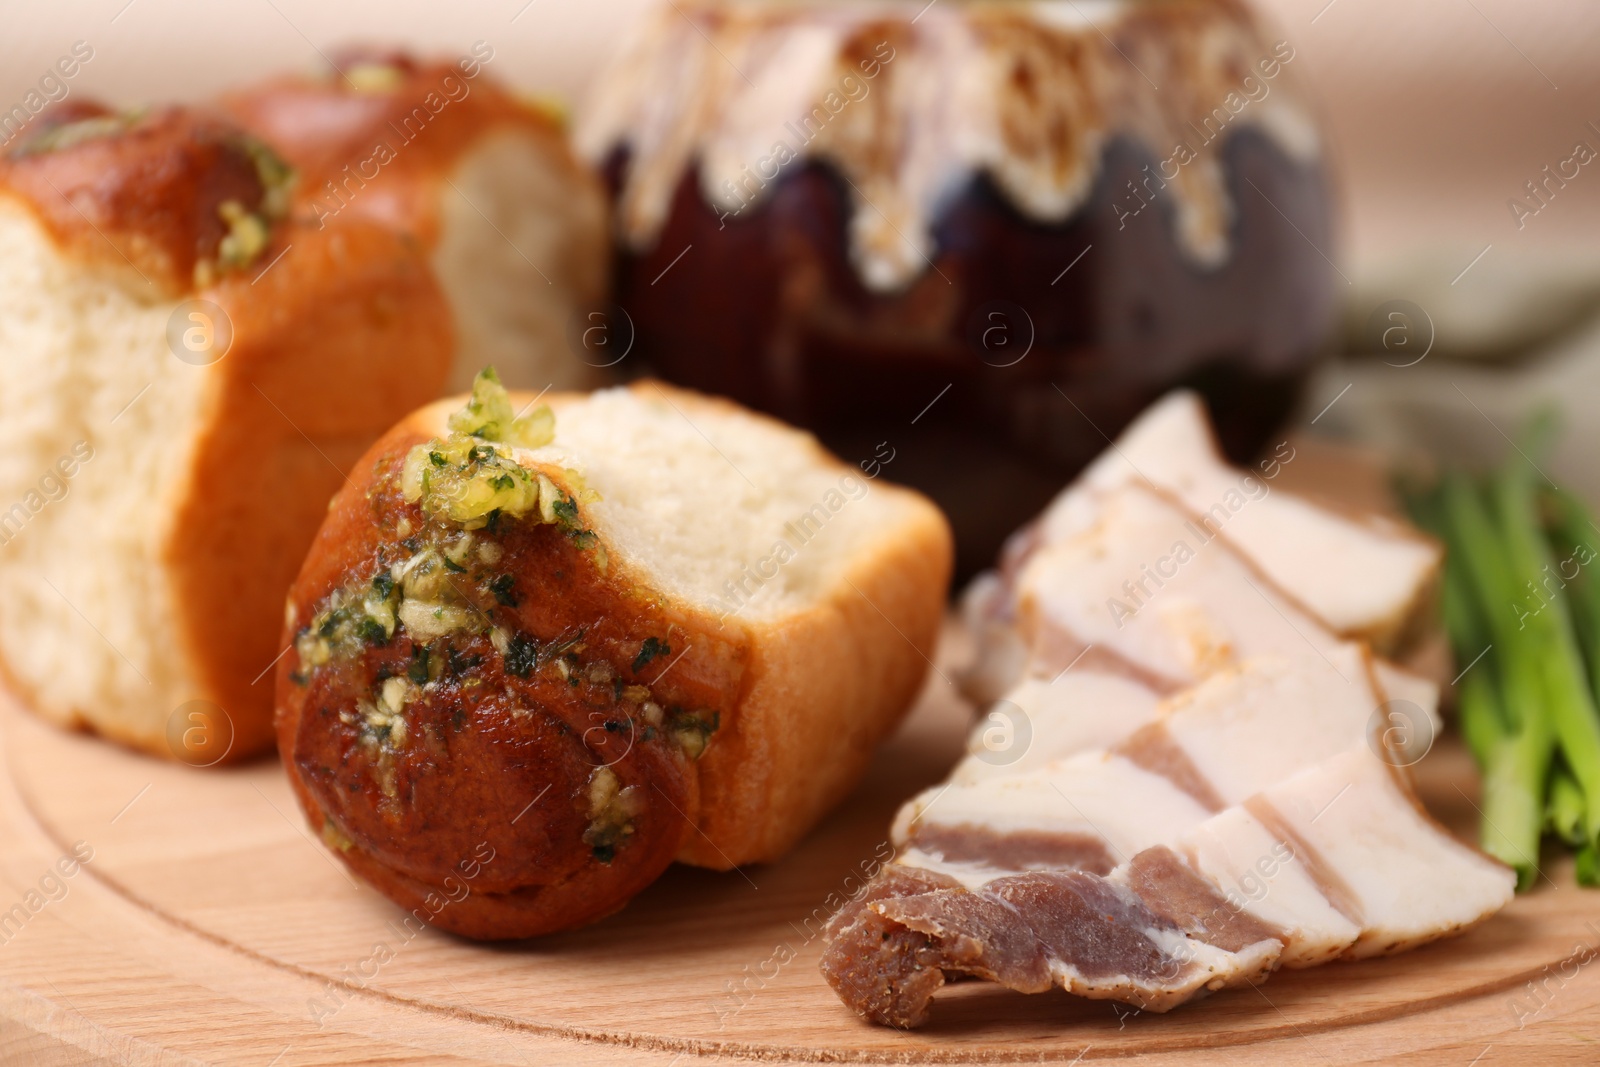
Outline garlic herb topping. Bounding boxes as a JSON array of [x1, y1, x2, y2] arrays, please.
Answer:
[[287, 369, 714, 859], [197, 132, 294, 286], [400, 367, 564, 528], [584, 766, 644, 864]]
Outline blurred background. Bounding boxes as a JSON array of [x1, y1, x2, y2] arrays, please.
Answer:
[[6, 0, 1598, 484], [5, 1, 1595, 267]]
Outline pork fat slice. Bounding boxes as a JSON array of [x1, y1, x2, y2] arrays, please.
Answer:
[[820, 395, 1509, 1028], [1036, 391, 1439, 645], [960, 482, 1438, 778]]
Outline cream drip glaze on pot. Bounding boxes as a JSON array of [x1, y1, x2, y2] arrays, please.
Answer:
[[577, 0, 1321, 292]]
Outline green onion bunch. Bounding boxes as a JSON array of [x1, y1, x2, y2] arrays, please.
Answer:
[[1405, 418, 1600, 890]]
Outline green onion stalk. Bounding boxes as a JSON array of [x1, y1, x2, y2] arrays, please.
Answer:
[[1496, 460, 1600, 856], [1408, 414, 1600, 890], [1434, 471, 1553, 888]]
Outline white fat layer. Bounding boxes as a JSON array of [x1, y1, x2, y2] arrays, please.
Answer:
[[1181, 806, 1360, 968], [952, 670, 1161, 784], [894, 753, 1212, 863], [1160, 647, 1379, 807], [1037, 391, 1439, 639], [891, 846, 1009, 890], [1258, 747, 1516, 958], [1370, 658, 1443, 764], [1020, 483, 1345, 689]]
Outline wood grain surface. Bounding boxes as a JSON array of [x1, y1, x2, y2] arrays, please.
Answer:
[[0, 445, 1598, 1064], [0, 634, 1598, 1065]]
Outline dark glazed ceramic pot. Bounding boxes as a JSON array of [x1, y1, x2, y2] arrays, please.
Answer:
[[579, 0, 1336, 578]]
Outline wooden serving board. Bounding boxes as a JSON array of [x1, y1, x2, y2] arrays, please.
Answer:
[[0, 638, 1597, 1066], [1, 445, 1599, 1065]]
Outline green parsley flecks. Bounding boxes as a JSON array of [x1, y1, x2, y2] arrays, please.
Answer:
[[393, 536, 486, 641], [632, 636, 670, 673], [295, 533, 495, 673], [295, 570, 402, 669]]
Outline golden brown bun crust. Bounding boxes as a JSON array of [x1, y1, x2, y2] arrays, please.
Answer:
[[220, 49, 595, 248], [169, 218, 455, 761], [620, 386, 953, 868], [0, 105, 275, 295], [276, 384, 952, 936]]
